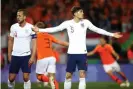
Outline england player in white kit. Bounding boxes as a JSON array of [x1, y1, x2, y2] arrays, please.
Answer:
[[8, 9, 36, 89], [32, 6, 122, 89]]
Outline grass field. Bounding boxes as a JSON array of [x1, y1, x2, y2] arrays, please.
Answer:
[[1, 82, 133, 89]]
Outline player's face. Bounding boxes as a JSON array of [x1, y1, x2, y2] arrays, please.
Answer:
[[100, 38, 106, 45], [17, 11, 26, 23], [75, 10, 84, 19]]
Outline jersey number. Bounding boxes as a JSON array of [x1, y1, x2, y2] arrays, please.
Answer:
[[70, 26, 74, 33], [44, 38, 50, 48]]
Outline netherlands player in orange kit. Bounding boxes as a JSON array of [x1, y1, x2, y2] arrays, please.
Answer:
[[87, 36, 130, 87], [35, 22, 68, 89]]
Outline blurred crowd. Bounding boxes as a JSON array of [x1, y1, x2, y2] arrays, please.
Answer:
[[1, 0, 133, 68], [2, 0, 133, 31]]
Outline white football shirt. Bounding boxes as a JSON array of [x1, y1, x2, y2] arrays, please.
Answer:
[[10, 22, 35, 56], [39, 19, 114, 54]]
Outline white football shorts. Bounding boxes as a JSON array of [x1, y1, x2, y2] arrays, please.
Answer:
[[103, 61, 121, 73], [36, 56, 56, 74]]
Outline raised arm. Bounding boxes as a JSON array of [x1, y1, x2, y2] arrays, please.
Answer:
[[33, 21, 68, 33], [51, 35, 69, 47], [86, 20, 122, 38]]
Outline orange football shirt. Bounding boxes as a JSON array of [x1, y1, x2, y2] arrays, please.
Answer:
[[37, 33, 59, 60], [93, 44, 115, 64]]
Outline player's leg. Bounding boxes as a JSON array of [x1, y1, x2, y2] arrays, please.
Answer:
[[21, 55, 31, 89], [103, 63, 125, 87], [36, 58, 49, 82], [8, 74, 16, 89], [43, 72, 49, 87], [37, 72, 49, 87], [113, 62, 130, 87], [36, 79, 42, 87], [47, 57, 58, 89], [8, 56, 21, 89], [64, 54, 76, 89], [77, 54, 87, 89], [64, 72, 73, 89]]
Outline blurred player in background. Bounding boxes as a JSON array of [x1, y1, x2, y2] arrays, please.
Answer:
[[87, 36, 130, 87], [8, 9, 36, 89], [32, 6, 122, 89], [127, 42, 133, 64], [35, 22, 68, 89]]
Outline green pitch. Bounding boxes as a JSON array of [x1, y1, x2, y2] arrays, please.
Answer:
[[1, 82, 133, 89]]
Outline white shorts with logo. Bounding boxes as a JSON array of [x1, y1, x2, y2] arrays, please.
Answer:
[[36, 56, 56, 74], [103, 61, 121, 73]]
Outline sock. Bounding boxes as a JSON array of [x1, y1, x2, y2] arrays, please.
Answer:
[[54, 80, 59, 89], [64, 78, 72, 89], [8, 80, 15, 89], [41, 75, 49, 82], [119, 72, 127, 81], [37, 79, 41, 83], [79, 78, 86, 89], [24, 80, 31, 89], [108, 74, 122, 84], [49, 76, 55, 89]]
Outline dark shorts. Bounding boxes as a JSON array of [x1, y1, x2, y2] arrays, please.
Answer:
[[9, 55, 31, 74], [66, 54, 87, 73]]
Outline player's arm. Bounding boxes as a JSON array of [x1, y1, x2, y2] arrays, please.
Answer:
[[109, 45, 120, 60], [8, 25, 15, 62], [32, 21, 67, 33], [87, 46, 98, 56], [28, 34, 37, 67], [86, 20, 122, 38], [87, 51, 95, 56], [8, 35, 14, 62], [51, 35, 69, 47], [112, 51, 119, 60]]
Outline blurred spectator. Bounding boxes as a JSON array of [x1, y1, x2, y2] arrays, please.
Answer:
[[98, 13, 111, 30], [127, 43, 133, 64]]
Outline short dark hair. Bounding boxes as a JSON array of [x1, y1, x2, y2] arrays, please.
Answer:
[[35, 22, 46, 28], [71, 6, 82, 15], [101, 36, 109, 43], [17, 9, 27, 16]]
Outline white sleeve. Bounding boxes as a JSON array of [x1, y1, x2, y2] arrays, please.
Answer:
[[10, 26, 14, 37], [86, 20, 114, 37], [39, 21, 67, 33]]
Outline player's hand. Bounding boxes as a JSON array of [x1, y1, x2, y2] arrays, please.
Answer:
[[113, 32, 123, 38], [28, 58, 35, 67], [32, 26, 39, 33], [116, 55, 120, 60], [8, 54, 12, 62]]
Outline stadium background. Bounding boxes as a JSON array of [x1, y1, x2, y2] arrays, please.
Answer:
[[1, 0, 133, 89]]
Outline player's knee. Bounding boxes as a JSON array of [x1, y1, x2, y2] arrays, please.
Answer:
[[36, 75, 42, 81], [9, 75, 16, 82], [106, 70, 113, 75], [79, 70, 85, 78], [65, 72, 72, 79], [9, 77, 15, 82], [23, 76, 30, 82]]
